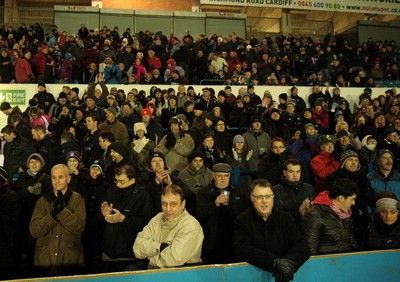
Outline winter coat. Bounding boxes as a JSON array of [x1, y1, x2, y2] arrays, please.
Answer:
[[362, 214, 400, 250], [301, 201, 357, 255], [273, 179, 315, 225], [133, 210, 204, 268], [178, 164, 213, 195], [99, 119, 130, 145], [310, 151, 340, 193], [154, 133, 195, 173], [234, 207, 310, 272], [368, 169, 400, 201], [29, 188, 86, 268], [102, 182, 153, 259], [196, 182, 249, 262], [130, 137, 155, 173], [3, 136, 36, 181], [243, 128, 271, 170]]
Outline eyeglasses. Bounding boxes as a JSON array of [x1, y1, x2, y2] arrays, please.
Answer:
[[252, 194, 274, 201], [114, 178, 129, 185]]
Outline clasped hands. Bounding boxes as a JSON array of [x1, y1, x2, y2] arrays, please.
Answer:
[[101, 201, 125, 223]]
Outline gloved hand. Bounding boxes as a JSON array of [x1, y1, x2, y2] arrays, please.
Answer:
[[160, 242, 169, 252], [164, 132, 176, 149], [51, 190, 66, 219], [273, 258, 297, 282], [27, 182, 42, 195]]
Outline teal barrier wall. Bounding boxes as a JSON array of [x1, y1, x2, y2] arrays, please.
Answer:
[[13, 250, 400, 282]]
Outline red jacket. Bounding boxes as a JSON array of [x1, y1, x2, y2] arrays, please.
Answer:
[[310, 151, 340, 193]]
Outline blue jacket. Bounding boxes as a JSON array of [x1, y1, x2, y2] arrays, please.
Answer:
[[367, 169, 400, 200]]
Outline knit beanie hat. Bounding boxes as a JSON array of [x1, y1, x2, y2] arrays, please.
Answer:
[[90, 159, 104, 176], [340, 150, 359, 168], [376, 198, 400, 213], [151, 152, 166, 166], [233, 135, 245, 145], [141, 108, 153, 118], [66, 151, 82, 163], [27, 153, 45, 168], [384, 127, 398, 138], [134, 122, 147, 135], [109, 142, 130, 158], [189, 151, 206, 163]]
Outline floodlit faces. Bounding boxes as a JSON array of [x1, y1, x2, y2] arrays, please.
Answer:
[[51, 165, 71, 194], [271, 140, 286, 155], [343, 156, 359, 173], [336, 194, 357, 213], [213, 172, 230, 189], [283, 164, 301, 182], [321, 142, 335, 154], [161, 192, 186, 221], [379, 208, 399, 225], [191, 157, 204, 170], [251, 185, 274, 218]]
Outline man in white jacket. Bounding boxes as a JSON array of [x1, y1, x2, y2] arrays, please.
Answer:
[[133, 184, 204, 269]]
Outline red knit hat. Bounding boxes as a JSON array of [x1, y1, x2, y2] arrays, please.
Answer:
[[141, 108, 152, 118]]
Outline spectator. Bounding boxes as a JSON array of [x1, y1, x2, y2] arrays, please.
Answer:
[[101, 164, 153, 272], [0, 101, 22, 125], [133, 184, 204, 269], [243, 115, 271, 170], [98, 107, 130, 145], [273, 158, 315, 225], [130, 122, 155, 174], [29, 164, 86, 276], [362, 191, 400, 250], [1, 124, 36, 182], [368, 149, 400, 200], [310, 134, 340, 193], [178, 151, 213, 196], [82, 114, 102, 168], [32, 83, 56, 114], [14, 49, 35, 83], [301, 178, 359, 255], [154, 116, 195, 174], [234, 179, 309, 282], [196, 163, 249, 264]]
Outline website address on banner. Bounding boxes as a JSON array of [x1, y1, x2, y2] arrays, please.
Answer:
[[345, 5, 400, 13]]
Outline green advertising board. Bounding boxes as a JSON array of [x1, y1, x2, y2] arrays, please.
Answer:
[[0, 89, 26, 105]]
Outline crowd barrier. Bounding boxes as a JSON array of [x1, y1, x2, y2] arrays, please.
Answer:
[[11, 250, 400, 282]]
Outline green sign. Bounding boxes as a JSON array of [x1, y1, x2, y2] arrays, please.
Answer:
[[0, 90, 26, 105]]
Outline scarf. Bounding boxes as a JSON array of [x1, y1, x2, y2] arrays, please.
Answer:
[[133, 137, 149, 153], [313, 190, 352, 219]]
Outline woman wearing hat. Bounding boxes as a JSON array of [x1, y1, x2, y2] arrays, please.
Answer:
[[362, 191, 400, 250], [12, 154, 51, 273], [66, 151, 89, 194], [131, 122, 155, 173]]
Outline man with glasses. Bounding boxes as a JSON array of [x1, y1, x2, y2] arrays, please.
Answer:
[[196, 163, 249, 264], [133, 184, 203, 269], [101, 164, 153, 272], [234, 179, 309, 282]]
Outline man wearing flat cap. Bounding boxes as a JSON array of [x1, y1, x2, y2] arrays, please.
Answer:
[[99, 107, 130, 145], [196, 163, 249, 264], [310, 134, 340, 193]]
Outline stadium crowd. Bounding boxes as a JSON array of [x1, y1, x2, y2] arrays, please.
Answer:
[[0, 22, 399, 281]]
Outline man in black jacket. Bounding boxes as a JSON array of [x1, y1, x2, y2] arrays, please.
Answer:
[[100, 164, 153, 272], [196, 163, 249, 264], [302, 178, 359, 255], [234, 178, 309, 282]]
